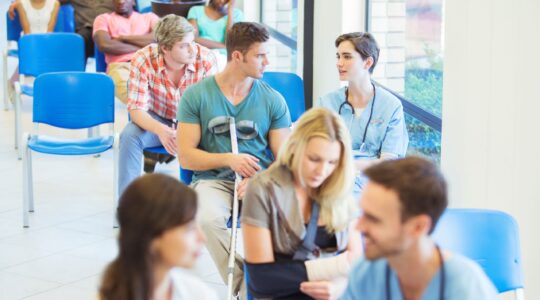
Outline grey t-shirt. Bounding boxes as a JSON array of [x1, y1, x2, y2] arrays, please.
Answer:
[[242, 164, 349, 256]]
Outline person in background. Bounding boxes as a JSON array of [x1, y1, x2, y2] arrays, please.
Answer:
[[242, 108, 362, 300], [118, 14, 217, 196], [99, 173, 218, 300], [93, 0, 159, 104], [341, 157, 498, 300], [317, 32, 408, 197], [187, 0, 243, 69]]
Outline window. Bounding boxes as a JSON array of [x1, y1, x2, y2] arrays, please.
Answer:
[[368, 0, 444, 161], [260, 0, 300, 74]]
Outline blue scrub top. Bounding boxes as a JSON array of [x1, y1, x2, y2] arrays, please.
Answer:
[[317, 85, 408, 159], [341, 254, 499, 300], [317, 85, 409, 194]]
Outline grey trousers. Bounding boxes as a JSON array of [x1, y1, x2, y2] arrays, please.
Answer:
[[192, 179, 246, 299]]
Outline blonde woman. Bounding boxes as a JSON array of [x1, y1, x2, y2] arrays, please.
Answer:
[[242, 107, 362, 300]]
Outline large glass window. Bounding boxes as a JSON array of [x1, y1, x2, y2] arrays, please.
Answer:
[[260, 0, 299, 74], [368, 0, 444, 161]]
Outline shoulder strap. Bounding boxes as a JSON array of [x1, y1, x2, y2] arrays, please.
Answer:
[[292, 201, 321, 261]]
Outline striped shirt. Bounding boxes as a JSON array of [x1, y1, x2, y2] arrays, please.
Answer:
[[127, 43, 217, 120]]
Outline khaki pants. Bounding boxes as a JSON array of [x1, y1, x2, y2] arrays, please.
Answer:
[[192, 179, 246, 300], [107, 62, 130, 104]]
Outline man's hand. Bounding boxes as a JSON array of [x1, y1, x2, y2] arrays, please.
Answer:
[[8, 0, 19, 20], [236, 178, 250, 199], [157, 124, 177, 155], [299, 278, 348, 300], [227, 154, 261, 178]]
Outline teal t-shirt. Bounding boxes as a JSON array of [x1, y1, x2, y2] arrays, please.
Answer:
[[187, 5, 244, 54], [177, 76, 291, 182]]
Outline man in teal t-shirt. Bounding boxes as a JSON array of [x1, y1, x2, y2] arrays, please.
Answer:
[[176, 22, 291, 300]]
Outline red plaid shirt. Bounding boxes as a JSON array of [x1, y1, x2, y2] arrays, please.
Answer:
[[127, 43, 218, 120]]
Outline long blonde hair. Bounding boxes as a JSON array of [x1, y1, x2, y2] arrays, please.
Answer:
[[278, 107, 356, 232]]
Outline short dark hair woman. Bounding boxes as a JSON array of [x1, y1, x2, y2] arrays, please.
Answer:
[[317, 32, 409, 198], [99, 173, 218, 300]]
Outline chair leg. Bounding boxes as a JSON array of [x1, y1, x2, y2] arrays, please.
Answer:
[[28, 149, 34, 212], [14, 83, 22, 159], [113, 134, 119, 228], [22, 134, 30, 228], [2, 49, 10, 111]]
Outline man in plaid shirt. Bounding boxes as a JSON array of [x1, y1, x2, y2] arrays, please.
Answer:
[[118, 14, 217, 196]]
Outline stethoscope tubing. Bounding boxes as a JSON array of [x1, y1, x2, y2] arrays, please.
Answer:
[[338, 82, 377, 147]]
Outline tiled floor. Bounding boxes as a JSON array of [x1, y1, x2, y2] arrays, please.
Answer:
[[0, 6, 232, 298]]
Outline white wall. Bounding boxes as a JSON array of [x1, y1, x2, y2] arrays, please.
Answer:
[[442, 0, 540, 297]]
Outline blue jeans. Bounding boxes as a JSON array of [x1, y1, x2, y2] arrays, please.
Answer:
[[118, 111, 173, 196]]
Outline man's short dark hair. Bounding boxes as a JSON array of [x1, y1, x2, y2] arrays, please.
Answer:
[[226, 22, 269, 61], [364, 157, 448, 233], [335, 32, 379, 74]]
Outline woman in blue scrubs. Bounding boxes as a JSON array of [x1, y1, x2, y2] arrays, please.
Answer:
[[317, 32, 409, 196]]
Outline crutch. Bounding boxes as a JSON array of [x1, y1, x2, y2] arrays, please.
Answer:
[[227, 116, 242, 300]]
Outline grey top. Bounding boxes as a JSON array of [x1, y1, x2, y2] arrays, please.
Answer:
[[242, 164, 349, 257]]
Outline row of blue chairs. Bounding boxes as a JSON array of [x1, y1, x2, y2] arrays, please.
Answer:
[[20, 70, 306, 229]]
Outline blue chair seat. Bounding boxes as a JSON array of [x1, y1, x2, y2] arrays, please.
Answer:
[[28, 135, 114, 155], [144, 145, 169, 155], [21, 84, 33, 97]]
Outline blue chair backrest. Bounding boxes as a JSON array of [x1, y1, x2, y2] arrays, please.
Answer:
[[6, 11, 23, 42], [432, 208, 524, 293], [19, 33, 85, 77], [33, 72, 115, 129], [94, 44, 107, 72], [57, 4, 75, 33], [262, 72, 305, 122]]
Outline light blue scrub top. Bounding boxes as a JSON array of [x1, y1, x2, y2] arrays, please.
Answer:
[[187, 5, 244, 55], [317, 85, 409, 193], [341, 254, 499, 300]]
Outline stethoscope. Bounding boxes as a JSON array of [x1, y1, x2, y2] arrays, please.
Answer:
[[338, 82, 377, 153], [385, 245, 445, 300]]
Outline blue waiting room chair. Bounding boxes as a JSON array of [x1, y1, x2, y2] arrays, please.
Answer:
[[3, 4, 75, 110], [262, 71, 306, 122], [432, 208, 524, 299], [22, 72, 118, 228], [13, 33, 85, 159]]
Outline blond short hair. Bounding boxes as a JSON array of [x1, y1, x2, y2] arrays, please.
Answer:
[[278, 107, 356, 232], [153, 14, 194, 51]]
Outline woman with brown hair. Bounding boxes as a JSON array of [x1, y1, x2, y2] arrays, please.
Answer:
[[99, 173, 217, 300]]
